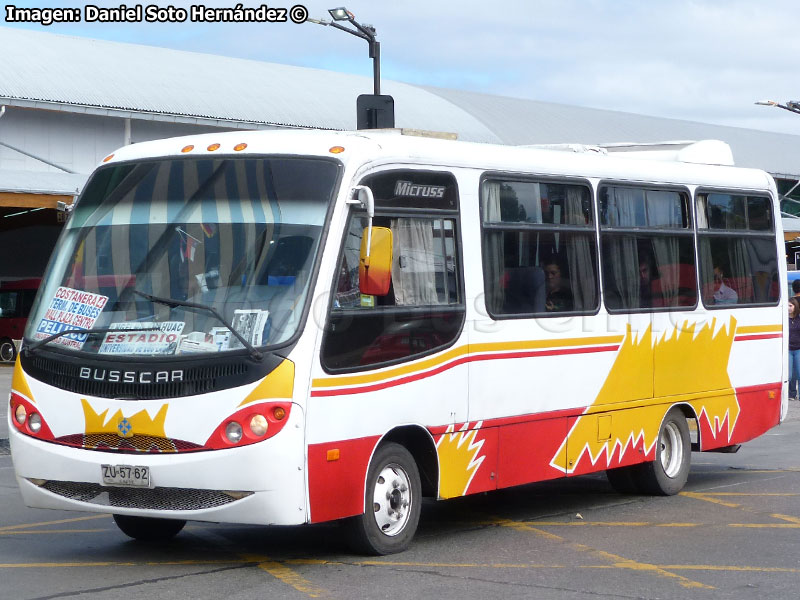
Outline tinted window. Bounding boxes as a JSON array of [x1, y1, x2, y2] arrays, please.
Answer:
[[481, 178, 598, 316], [599, 186, 696, 311]]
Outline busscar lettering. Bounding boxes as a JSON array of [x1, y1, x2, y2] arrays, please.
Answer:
[[79, 368, 185, 384], [4, 5, 81, 26]]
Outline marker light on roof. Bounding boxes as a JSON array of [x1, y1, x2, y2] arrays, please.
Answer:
[[181, 145, 194, 153], [103, 154, 114, 162], [207, 143, 221, 152], [329, 146, 345, 154], [234, 143, 247, 151]]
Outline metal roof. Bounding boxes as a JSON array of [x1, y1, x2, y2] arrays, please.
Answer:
[[0, 169, 84, 196], [1, 25, 800, 177]]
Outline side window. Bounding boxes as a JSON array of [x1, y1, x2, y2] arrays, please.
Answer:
[[322, 171, 464, 372], [697, 192, 779, 306], [481, 178, 598, 316], [599, 186, 697, 311]]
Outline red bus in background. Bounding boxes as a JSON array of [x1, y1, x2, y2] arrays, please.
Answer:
[[0, 278, 41, 362]]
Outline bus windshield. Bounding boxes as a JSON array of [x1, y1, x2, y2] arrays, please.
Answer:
[[25, 156, 339, 357]]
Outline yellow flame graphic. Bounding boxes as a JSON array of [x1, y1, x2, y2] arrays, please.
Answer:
[[436, 422, 485, 499], [552, 319, 739, 473], [81, 399, 169, 438]]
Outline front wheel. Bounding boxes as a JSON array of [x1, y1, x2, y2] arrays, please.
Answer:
[[113, 514, 186, 541], [635, 407, 691, 495], [347, 442, 422, 555]]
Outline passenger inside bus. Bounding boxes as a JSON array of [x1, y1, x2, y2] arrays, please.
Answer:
[[543, 258, 573, 312]]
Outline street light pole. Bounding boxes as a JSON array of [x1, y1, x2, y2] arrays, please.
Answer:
[[755, 99, 800, 115], [309, 7, 381, 95], [308, 7, 394, 129]]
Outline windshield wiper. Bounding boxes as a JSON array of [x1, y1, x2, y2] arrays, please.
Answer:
[[134, 291, 263, 361], [24, 325, 161, 355]]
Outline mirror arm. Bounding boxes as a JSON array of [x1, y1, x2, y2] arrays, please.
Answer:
[[350, 185, 376, 259]]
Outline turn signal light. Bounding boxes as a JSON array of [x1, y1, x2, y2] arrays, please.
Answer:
[[9, 394, 54, 440], [329, 146, 345, 154], [205, 402, 293, 450]]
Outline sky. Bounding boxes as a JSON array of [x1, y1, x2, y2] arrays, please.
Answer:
[[4, 0, 800, 136]]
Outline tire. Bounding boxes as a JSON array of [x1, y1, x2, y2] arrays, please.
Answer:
[[113, 514, 186, 541], [0, 339, 16, 363], [606, 464, 642, 494], [347, 442, 422, 555], [634, 407, 691, 495]]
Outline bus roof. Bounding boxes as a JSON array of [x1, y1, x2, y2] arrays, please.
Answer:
[[101, 128, 775, 193]]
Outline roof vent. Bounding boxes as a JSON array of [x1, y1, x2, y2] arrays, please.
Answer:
[[601, 140, 735, 166]]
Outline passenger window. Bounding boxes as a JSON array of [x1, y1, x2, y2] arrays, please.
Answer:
[[322, 171, 464, 372], [697, 192, 778, 306], [481, 178, 598, 316], [599, 186, 696, 311]]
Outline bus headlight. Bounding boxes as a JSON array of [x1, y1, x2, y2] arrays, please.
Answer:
[[28, 412, 42, 433], [225, 421, 243, 444], [14, 404, 26, 425], [249, 414, 268, 437]]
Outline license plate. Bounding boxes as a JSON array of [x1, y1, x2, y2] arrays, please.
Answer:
[[101, 464, 150, 487]]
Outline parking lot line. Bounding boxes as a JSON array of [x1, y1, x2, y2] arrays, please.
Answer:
[[488, 517, 714, 590], [241, 554, 326, 599], [0, 514, 109, 533]]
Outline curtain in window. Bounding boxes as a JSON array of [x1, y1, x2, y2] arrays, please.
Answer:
[[564, 187, 594, 310], [604, 188, 640, 308], [729, 238, 753, 302], [648, 191, 681, 306], [483, 182, 504, 312], [391, 218, 439, 305]]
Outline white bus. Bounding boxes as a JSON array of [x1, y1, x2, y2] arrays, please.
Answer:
[[9, 129, 787, 554]]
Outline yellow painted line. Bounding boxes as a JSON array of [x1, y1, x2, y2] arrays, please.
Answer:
[[771, 513, 800, 524], [527, 521, 698, 528], [1, 557, 795, 578], [0, 529, 108, 536], [705, 493, 800, 497], [0, 514, 109, 533], [729, 524, 800, 529], [736, 324, 782, 334], [241, 554, 325, 599], [680, 491, 741, 508], [663, 565, 800, 573], [489, 517, 713, 590]]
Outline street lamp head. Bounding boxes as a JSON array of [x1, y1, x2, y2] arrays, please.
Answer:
[[328, 7, 354, 21], [755, 100, 778, 106]]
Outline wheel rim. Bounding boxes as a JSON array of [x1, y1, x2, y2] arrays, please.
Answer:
[[371, 463, 412, 537], [0, 342, 14, 362], [659, 421, 684, 478]]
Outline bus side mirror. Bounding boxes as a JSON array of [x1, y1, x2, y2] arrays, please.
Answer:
[[359, 226, 393, 296]]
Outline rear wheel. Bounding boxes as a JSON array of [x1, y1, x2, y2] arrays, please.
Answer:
[[635, 407, 691, 495], [113, 514, 186, 541], [347, 442, 421, 555], [0, 338, 15, 362]]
